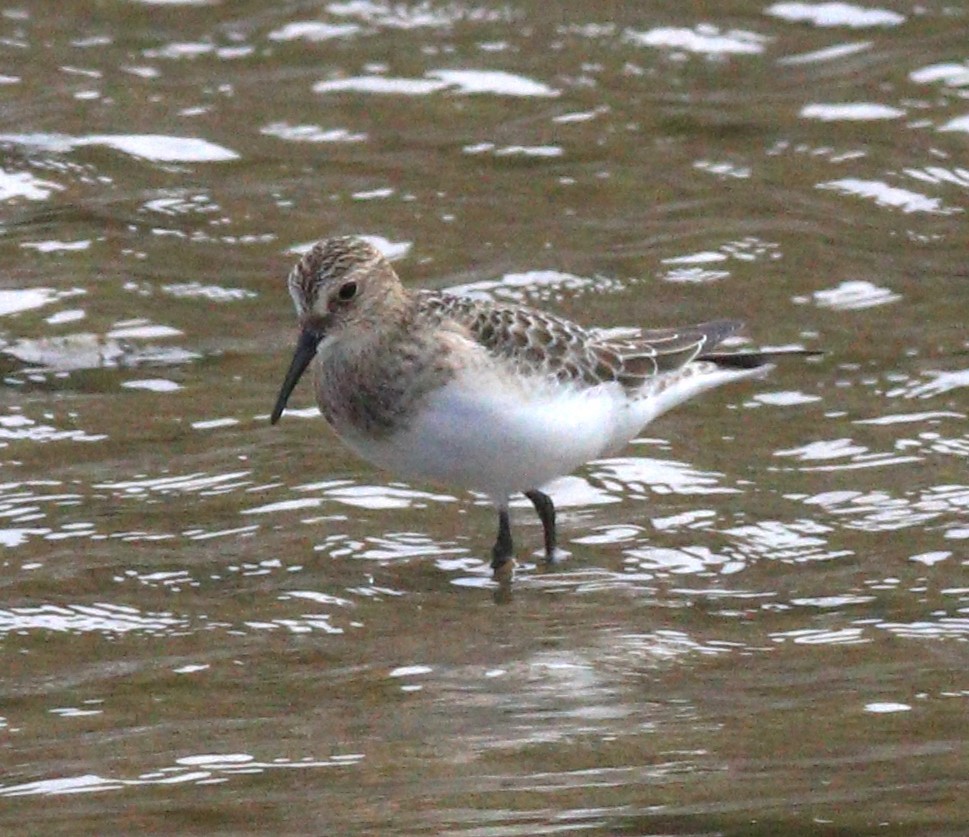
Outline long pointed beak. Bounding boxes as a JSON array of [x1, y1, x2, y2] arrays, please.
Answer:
[[270, 328, 323, 425]]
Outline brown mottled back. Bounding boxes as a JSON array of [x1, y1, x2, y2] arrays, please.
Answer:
[[417, 291, 741, 392]]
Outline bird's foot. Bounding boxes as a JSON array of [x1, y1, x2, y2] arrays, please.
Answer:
[[538, 547, 569, 570], [490, 548, 514, 573]]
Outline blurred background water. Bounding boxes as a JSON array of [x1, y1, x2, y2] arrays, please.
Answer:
[[1, 1, 967, 834]]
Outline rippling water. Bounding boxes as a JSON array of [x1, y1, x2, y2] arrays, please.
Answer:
[[1, 1, 967, 834]]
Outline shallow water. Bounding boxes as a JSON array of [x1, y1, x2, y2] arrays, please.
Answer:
[[1, 1, 967, 834]]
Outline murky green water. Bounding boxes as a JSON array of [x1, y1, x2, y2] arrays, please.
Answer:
[[1, 1, 967, 834]]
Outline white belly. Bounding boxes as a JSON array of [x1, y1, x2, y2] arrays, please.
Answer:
[[337, 372, 630, 503], [331, 359, 770, 504]]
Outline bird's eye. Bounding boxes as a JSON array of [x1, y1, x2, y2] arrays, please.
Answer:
[[337, 281, 357, 301]]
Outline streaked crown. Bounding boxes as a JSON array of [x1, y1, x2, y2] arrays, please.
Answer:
[[287, 236, 389, 316]]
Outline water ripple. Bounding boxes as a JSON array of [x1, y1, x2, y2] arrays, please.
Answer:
[[626, 25, 769, 56], [0, 752, 364, 798], [766, 2, 905, 28], [0, 132, 238, 163], [0, 603, 186, 635], [798, 485, 969, 533]]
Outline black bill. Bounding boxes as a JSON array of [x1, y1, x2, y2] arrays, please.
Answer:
[[270, 328, 323, 425]]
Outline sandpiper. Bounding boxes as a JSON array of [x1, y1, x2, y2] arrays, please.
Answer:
[[271, 236, 817, 571]]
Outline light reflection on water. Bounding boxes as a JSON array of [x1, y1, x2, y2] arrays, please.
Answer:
[[0, 132, 239, 163], [2, 331, 199, 373], [0, 414, 106, 444], [799, 485, 969, 535], [0, 603, 187, 635], [0, 753, 365, 799]]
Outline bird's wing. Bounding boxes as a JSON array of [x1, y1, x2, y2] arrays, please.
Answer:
[[419, 291, 743, 390], [599, 320, 744, 387]]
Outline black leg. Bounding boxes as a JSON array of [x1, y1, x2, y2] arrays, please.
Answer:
[[491, 507, 514, 570], [525, 489, 556, 562]]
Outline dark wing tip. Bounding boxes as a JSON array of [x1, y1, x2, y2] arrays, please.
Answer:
[[700, 348, 823, 369]]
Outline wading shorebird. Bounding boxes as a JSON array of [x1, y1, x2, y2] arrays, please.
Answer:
[[271, 237, 817, 572]]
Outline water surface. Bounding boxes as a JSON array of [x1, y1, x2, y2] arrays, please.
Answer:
[[1, 1, 967, 834]]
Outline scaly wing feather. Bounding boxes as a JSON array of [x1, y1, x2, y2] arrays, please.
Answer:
[[418, 291, 744, 390]]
